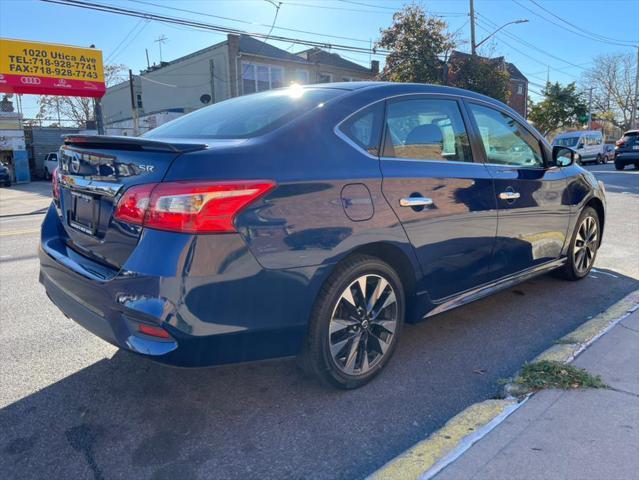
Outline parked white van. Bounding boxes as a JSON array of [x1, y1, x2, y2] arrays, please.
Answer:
[[552, 130, 604, 164]]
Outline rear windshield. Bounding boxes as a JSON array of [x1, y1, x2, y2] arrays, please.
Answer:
[[553, 136, 580, 147], [144, 87, 343, 139]]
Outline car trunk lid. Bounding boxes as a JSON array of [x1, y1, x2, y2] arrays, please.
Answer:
[[57, 135, 207, 269]]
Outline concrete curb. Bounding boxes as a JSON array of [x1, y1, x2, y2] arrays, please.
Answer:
[[367, 289, 639, 480]]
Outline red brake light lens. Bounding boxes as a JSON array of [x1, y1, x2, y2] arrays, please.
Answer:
[[113, 183, 155, 225], [137, 323, 170, 339], [615, 139, 625, 148], [52, 167, 60, 201], [114, 180, 275, 233]]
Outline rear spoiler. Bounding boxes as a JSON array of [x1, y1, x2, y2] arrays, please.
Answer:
[[62, 135, 208, 153]]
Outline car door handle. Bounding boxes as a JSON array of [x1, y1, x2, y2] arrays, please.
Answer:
[[498, 191, 521, 200], [400, 197, 433, 207]]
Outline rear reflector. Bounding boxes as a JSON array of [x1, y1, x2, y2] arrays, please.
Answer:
[[137, 323, 170, 339], [114, 180, 275, 233]]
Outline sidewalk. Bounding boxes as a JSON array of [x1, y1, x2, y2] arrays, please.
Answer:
[[435, 309, 639, 480], [0, 181, 52, 217]]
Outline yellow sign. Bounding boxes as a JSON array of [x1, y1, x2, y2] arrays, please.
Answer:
[[0, 38, 105, 97]]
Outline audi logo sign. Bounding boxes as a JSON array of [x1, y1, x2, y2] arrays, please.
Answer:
[[20, 76, 41, 85], [0, 38, 106, 98]]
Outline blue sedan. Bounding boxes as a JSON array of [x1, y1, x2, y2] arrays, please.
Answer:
[[39, 82, 605, 388]]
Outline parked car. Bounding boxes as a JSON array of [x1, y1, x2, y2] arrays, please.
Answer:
[[0, 162, 11, 187], [43, 152, 58, 180], [39, 83, 606, 389], [614, 130, 639, 170], [552, 130, 604, 164], [602, 143, 615, 164]]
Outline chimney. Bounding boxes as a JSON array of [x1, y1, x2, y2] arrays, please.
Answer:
[[371, 60, 379, 75]]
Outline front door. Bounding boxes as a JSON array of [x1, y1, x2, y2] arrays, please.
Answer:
[[465, 101, 571, 278], [380, 96, 498, 300]]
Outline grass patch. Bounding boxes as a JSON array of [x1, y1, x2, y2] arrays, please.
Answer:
[[514, 360, 607, 392]]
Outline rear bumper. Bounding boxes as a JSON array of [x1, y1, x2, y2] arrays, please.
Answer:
[[615, 152, 639, 164], [39, 204, 327, 367]]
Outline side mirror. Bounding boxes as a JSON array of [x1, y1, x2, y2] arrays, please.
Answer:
[[576, 142, 584, 149], [552, 145, 577, 167]]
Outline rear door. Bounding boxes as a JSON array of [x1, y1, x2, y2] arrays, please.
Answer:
[[379, 95, 498, 300], [464, 101, 571, 278]]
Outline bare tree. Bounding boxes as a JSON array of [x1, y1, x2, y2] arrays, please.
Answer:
[[36, 64, 126, 127], [582, 52, 637, 131]]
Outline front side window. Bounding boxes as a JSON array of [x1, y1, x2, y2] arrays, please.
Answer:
[[383, 98, 473, 162], [468, 103, 543, 167], [242, 63, 284, 94], [339, 102, 384, 156]]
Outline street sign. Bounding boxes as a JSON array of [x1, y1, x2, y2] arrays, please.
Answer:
[[0, 38, 105, 98]]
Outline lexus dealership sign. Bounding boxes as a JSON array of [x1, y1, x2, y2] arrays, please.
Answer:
[[0, 38, 105, 98]]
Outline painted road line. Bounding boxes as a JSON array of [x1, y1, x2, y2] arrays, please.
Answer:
[[0, 228, 41, 237], [367, 288, 639, 480]]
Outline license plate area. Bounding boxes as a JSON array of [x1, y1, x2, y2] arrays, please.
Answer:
[[68, 191, 99, 236]]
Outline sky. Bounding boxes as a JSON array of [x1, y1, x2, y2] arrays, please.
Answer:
[[1, 0, 638, 118]]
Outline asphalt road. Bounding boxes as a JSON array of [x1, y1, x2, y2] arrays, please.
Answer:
[[1, 163, 638, 480]]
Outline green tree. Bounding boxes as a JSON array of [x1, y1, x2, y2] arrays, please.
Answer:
[[447, 55, 511, 103], [528, 82, 588, 136], [377, 4, 456, 83]]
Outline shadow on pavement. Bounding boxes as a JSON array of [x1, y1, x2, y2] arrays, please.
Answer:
[[1, 268, 637, 480]]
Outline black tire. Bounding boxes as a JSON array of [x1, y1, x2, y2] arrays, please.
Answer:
[[44, 168, 50, 180], [615, 162, 624, 171], [596, 154, 602, 164], [300, 254, 405, 389], [635, 163, 639, 170], [556, 206, 600, 281], [602, 155, 608, 164]]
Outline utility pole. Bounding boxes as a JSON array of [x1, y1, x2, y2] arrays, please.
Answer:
[[588, 86, 593, 129], [470, 0, 476, 55], [128, 69, 140, 136], [631, 46, 639, 129], [145, 48, 151, 70]]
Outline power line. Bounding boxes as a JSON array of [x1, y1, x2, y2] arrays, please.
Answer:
[[106, 18, 143, 63], [40, 0, 391, 56], [476, 12, 590, 71], [129, 0, 374, 45], [337, 0, 466, 16], [527, 0, 638, 47], [282, 0, 466, 16]]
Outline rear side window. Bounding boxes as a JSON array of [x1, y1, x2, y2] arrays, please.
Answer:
[[383, 98, 473, 162], [339, 102, 384, 156], [468, 103, 543, 168], [145, 88, 342, 139], [554, 136, 580, 147]]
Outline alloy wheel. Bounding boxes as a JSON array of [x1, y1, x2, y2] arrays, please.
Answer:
[[328, 274, 398, 376], [574, 215, 598, 274]]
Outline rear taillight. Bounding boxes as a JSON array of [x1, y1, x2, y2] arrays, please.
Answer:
[[114, 180, 275, 233], [615, 139, 625, 148], [52, 167, 60, 202]]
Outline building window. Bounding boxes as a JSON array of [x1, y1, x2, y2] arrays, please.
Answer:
[[342, 76, 358, 82], [242, 62, 284, 94], [294, 69, 309, 84], [517, 84, 524, 95], [318, 72, 333, 83]]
